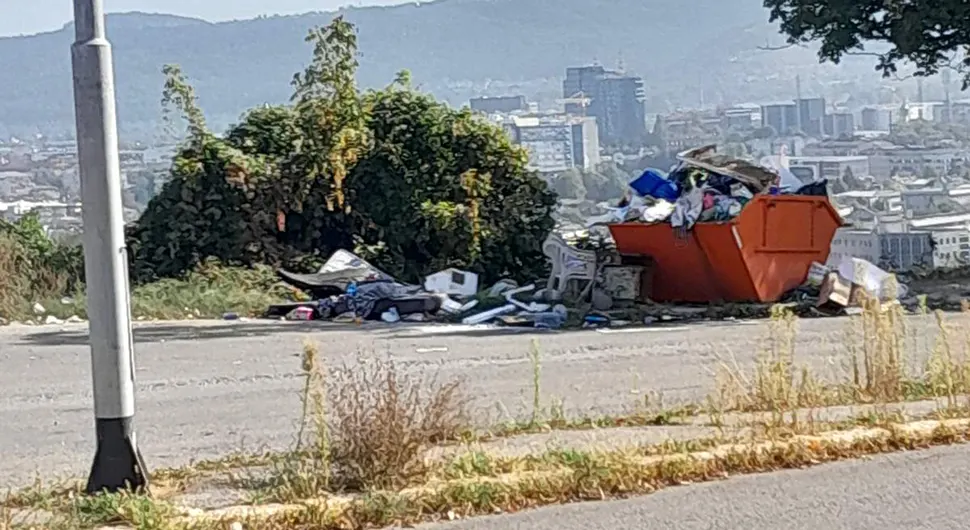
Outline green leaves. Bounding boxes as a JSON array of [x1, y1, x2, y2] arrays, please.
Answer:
[[131, 18, 556, 286], [764, 0, 970, 87]]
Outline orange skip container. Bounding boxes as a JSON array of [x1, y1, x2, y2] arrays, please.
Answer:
[[608, 195, 843, 303]]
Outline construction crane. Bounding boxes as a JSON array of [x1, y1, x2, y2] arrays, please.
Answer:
[[559, 93, 591, 116]]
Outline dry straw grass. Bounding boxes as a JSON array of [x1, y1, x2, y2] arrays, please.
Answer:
[[711, 293, 970, 431], [254, 340, 471, 503]]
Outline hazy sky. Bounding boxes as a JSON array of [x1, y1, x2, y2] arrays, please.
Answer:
[[0, 0, 403, 37]]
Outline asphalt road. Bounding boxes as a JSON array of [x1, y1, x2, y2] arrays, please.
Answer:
[[420, 443, 970, 530], [0, 314, 958, 488]]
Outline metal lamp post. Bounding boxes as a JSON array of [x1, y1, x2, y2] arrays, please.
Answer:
[[70, 0, 148, 493]]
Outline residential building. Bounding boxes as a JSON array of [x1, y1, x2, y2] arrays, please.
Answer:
[[797, 97, 826, 136], [761, 102, 798, 135], [909, 213, 970, 231], [654, 112, 721, 153], [928, 227, 970, 268], [901, 188, 949, 216], [469, 95, 528, 114], [832, 190, 903, 213], [722, 106, 759, 131], [787, 155, 871, 180], [562, 66, 607, 114], [867, 146, 970, 178], [860, 107, 893, 131], [562, 66, 647, 146], [879, 232, 934, 271], [826, 228, 880, 267], [933, 100, 970, 125], [823, 112, 855, 138], [590, 73, 647, 146], [507, 115, 600, 173]]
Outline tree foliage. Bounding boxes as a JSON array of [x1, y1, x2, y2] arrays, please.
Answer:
[[130, 17, 556, 285], [764, 0, 970, 85]]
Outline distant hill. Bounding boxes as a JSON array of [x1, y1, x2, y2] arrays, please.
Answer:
[[0, 0, 879, 139]]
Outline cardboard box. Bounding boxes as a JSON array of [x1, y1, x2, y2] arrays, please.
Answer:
[[817, 272, 852, 308]]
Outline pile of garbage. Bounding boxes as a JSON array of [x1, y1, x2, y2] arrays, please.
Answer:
[[268, 250, 479, 323], [267, 250, 573, 328], [801, 256, 909, 312], [588, 145, 826, 229]]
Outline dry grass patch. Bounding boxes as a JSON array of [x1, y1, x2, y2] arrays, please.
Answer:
[[710, 300, 970, 429], [252, 341, 472, 503]]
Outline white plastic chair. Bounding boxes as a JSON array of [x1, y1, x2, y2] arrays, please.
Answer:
[[543, 233, 598, 299]]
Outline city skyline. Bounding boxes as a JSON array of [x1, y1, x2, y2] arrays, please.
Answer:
[[0, 0, 407, 37]]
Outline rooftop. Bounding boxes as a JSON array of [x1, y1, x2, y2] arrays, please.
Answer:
[[910, 213, 970, 229], [789, 155, 869, 163]]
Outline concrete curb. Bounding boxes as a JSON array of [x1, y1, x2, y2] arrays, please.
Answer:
[[170, 417, 970, 527]]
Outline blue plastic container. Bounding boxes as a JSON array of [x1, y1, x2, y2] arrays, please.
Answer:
[[629, 168, 681, 200]]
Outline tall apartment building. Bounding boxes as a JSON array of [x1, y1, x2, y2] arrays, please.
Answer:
[[824, 112, 855, 138], [797, 97, 826, 136], [761, 102, 798, 135], [761, 97, 827, 136], [562, 65, 647, 146], [506, 115, 601, 174], [562, 66, 606, 114], [861, 107, 893, 131]]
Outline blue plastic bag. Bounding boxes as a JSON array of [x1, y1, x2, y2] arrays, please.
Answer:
[[629, 168, 681, 201]]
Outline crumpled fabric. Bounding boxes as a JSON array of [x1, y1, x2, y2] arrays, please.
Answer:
[[670, 187, 704, 230], [713, 196, 743, 221], [317, 280, 425, 319], [353, 281, 425, 318]]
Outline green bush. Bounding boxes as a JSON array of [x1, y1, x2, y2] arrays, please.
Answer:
[[0, 214, 83, 320], [129, 18, 556, 286]]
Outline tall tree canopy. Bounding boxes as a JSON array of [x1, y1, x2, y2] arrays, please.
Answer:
[[129, 17, 557, 285], [764, 0, 970, 85]]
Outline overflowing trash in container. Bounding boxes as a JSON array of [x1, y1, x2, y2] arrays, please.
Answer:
[[596, 145, 828, 230]]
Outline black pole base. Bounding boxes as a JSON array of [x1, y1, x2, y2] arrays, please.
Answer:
[[86, 417, 149, 495]]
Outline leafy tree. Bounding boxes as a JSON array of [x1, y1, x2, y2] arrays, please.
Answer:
[[583, 163, 630, 202], [344, 81, 556, 281], [764, 0, 970, 86], [549, 169, 587, 201], [129, 64, 271, 281], [130, 17, 556, 285], [747, 126, 776, 141]]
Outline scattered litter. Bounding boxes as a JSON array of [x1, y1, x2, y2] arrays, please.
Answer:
[[583, 313, 611, 328], [424, 268, 479, 297], [285, 307, 315, 321], [836, 256, 908, 300], [805, 262, 830, 287], [596, 326, 689, 334], [462, 304, 516, 325], [415, 346, 449, 353], [488, 279, 519, 297], [32, 303, 45, 315], [380, 307, 401, 323], [222, 312, 240, 320]]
